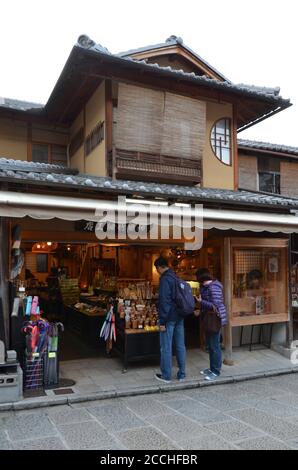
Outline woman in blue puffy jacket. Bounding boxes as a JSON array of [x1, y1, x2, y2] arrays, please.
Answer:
[[195, 268, 227, 381]]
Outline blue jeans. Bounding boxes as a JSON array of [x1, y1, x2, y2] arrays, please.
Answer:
[[206, 331, 222, 376], [160, 319, 186, 381]]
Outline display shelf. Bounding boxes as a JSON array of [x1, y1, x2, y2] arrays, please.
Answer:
[[231, 313, 289, 327], [113, 327, 160, 371]]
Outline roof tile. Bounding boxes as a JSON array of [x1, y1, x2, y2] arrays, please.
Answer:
[[0, 157, 298, 211]]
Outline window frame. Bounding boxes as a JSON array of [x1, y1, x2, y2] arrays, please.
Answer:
[[210, 117, 232, 166], [258, 170, 281, 195], [30, 142, 68, 166], [257, 156, 281, 195]]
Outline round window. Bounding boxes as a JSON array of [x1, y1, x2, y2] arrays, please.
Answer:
[[210, 118, 232, 165]]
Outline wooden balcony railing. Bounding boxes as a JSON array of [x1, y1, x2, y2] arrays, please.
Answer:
[[108, 148, 201, 185]]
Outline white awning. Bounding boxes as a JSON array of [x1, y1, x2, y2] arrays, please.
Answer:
[[0, 191, 298, 233]]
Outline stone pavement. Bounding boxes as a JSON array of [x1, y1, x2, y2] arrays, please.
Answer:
[[1, 346, 298, 411], [1, 373, 298, 450], [59, 347, 295, 397]]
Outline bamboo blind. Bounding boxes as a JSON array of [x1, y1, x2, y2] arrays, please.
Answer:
[[280, 161, 298, 198], [115, 83, 206, 159], [115, 83, 163, 154], [25, 252, 37, 273], [238, 155, 258, 191], [161, 92, 206, 159]]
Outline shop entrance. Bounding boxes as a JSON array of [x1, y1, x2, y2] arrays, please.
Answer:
[[19, 241, 206, 362], [15, 218, 223, 368]]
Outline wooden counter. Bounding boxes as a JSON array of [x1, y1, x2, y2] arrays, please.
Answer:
[[64, 305, 106, 348], [113, 326, 160, 371]]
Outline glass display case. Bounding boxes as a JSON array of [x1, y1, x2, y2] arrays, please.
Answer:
[[230, 238, 289, 326]]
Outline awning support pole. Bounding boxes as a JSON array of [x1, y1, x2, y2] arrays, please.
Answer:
[[287, 234, 294, 348], [223, 237, 234, 365]]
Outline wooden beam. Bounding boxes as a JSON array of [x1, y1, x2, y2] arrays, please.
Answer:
[[233, 103, 239, 190], [287, 234, 294, 347], [223, 236, 234, 365], [56, 75, 90, 124], [27, 121, 32, 161], [83, 104, 86, 173], [0, 218, 10, 348], [238, 146, 298, 161], [128, 45, 225, 81], [105, 79, 113, 177]]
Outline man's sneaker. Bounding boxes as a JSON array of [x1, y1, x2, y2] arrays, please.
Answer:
[[155, 373, 171, 384], [200, 368, 212, 376], [177, 377, 186, 382], [204, 372, 220, 381]]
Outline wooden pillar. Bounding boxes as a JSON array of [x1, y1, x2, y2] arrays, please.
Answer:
[[223, 237, 234, 365], [0, 217, 10, 348], [287, 235, 294, 348], [233, 103, 239, 191], [105, 79, 113, 177]]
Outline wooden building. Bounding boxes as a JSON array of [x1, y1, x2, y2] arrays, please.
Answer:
[[0, 34, 298, 366]]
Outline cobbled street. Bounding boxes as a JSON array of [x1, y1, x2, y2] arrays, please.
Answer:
[[1, 374, 298, 450]]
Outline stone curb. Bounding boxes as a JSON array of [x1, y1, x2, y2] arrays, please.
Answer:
[[1, 367, 298, 412]]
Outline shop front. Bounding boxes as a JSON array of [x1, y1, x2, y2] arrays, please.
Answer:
[[0, 189, 297, 398]]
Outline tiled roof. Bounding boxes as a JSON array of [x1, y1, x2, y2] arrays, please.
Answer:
[[76, 35, 289, 105], [0, 157, 298, 211], [238, 139, 298, 156], [0, 158, 77, 175], [117, 34, 230, 82], [0, 36, 290, 121], [0, 97, 44, 112]]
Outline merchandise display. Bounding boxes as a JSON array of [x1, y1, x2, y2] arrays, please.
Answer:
[[59, 278, 80, 306], [117, 280, 153, 301], [291, 262, 298, 307], [73, 302, 106, 317], [231, 244, 288, 321], [118, 300, 159, 332]]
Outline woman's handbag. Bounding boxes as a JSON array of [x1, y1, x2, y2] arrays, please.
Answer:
[[202, 307, 221, 334]]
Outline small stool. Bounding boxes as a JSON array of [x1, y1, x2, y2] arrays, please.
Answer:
[[240, 323, 274, 351]]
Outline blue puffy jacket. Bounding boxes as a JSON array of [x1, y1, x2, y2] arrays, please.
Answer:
[[200, 280, 228, 327], [158, 269, 180, 326]]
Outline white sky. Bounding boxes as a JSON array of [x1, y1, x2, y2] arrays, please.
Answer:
[[0, 0, 297, 146]]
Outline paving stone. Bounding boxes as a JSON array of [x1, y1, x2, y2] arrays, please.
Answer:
[[146, 412, 207, 440], [57, 421, 115, 450], [47, 407, 94, 425], [154, 392, 188, 402], [0, 430, 12, 450], [177, 435, 237, 450], [287, 438, 298, 449], [116, 426, 178, 450], [94, 442, 127, 450], [123, 396, 170, 418], [4, 413, 57, 441], [227, 408, 298, 440], [236, 381, 286, 397], [254, 398, 298, 418], [185, 390, 250, 411], [163, 397, 232, 424], [205, 419, 264, 442], [273, 393, 298, 409], [87, 403, 146, 431], [237, 436, 292, 450], [12, 437, 67, 450], [70, 398, 123, 409]]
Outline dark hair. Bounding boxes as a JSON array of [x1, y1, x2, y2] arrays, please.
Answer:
[[195, 268, 213, 283], [154, 256, 169, 268], [247, 269, 262, 282]]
